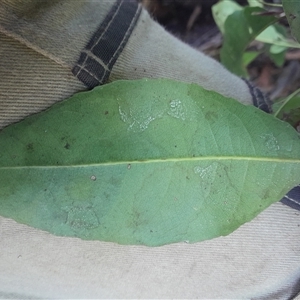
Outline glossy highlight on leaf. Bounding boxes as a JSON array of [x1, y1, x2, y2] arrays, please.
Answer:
[[0, 79, 300, 246]]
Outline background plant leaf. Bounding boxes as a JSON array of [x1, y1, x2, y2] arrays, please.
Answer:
[[0, 79, 300, 246], [220, 6, 277, 76], [243, 50, 261, 66], [273, 88, 300, 127], [213, 1, 300, 48], [282, 0, 300, 43], [248, 0, 263, 8], [212, 0, 243, 34], [256, 23, 300, 49]]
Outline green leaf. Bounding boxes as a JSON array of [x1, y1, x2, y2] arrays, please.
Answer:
[[0, 79, 300, 246], [213, 2, 300, 49], [212, 0, 243, 34], [220, 6, 277, 76], [243, 51, 261, 66], [256, 24, 300, 49], [282, 0, 300, 43], [267, 44, 286, 67], [273, 88, 300, 127], [248, 0, 263, 8]]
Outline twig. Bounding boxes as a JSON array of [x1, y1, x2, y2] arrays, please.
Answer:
[[186, 5, 202, 31], [256, 0, 282, 8]]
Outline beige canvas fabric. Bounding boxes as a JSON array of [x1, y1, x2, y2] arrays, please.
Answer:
[[0, 0, 256, 129], [0, 0, 114, 128], [1, 202, 300, 299], [0, 0, 299, 298], [111, 9, 253, 105]]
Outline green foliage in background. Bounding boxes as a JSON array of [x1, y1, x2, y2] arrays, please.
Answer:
[[213, 0, 300, 126], [0, 79, 300, 246], [219, 6, 277, 77], [283, 0, 300, 43], [273, 88, 300, 127], [213, 0, 300, 77]]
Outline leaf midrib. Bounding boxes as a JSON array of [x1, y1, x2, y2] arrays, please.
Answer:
[[1, 155, 299, 169]]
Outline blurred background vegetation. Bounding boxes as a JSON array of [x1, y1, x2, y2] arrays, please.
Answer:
[[140, 0, 300, 130]]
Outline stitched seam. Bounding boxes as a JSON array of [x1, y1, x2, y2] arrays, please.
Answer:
[[76, 50, 110, 82], [82, 50, 110, 72], [283, 194, 300, 207], [0, 24, 71, 69], [73, 0, 142, 88], [77, 67, 107, 83], [90, 1, 123, 52], [76, 0, 123, 78], [100, 2, 142, 82], [107, 3, 141, 67]]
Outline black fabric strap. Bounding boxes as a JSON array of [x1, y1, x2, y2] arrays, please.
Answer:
[[243, 79, 272, 113], [281, 185, 300, 211], [72, 0, 142, 88]]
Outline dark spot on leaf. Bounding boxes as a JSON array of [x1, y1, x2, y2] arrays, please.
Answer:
[[186, 176, 190, 180], [64, 143, 70, 150], [26, 143, 34, 151], [262, 189, 271, 200], [205, 111, 218, 122], [104, 111, 109, 115], [104, 192, 110, 200], [174, 145, 177, 148]]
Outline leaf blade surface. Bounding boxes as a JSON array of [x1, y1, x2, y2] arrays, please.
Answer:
[[0, 79, 300, 246]]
